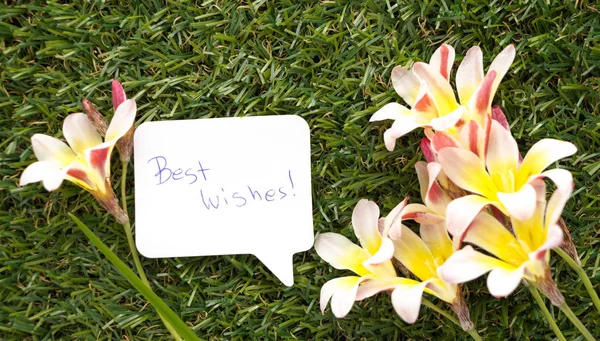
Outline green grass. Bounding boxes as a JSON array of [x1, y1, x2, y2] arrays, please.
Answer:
[[2, 0, 600, 340]]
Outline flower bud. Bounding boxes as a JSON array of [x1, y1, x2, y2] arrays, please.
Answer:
[[82, 99, 108, 136]]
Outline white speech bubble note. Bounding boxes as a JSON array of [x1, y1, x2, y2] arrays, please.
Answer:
[[133, 115, 313, 286]]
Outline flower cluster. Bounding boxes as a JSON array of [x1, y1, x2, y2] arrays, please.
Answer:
[[315, 45, 584, 335]]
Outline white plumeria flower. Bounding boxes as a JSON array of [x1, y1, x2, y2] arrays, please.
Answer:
[[314, 199, 396, 318], [20, 99, 136, 222], [371, 44, 515, 151], [438, 179, 571, 305]]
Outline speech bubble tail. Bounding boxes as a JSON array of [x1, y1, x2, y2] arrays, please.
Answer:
[[256, 253, 294, 286]]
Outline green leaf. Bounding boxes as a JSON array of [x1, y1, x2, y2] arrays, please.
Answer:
[[68, 214, 202, 341]]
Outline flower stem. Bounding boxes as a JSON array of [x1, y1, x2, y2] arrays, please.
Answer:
[[120, 161, 182, 341], [527, 285, 566, 341], [554, 247, 600, 315], [422, 299, 482, 341], [558, 301, 596, 341]]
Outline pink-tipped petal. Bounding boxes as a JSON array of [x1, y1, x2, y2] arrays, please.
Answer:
[[468, 70, 496, 122], [352, 199, 382, 255], [314, 233, 371, 276], [487, 266, 524, 298], [491, 106, 509, 130], [438, 245, 514, 284], [456, 46, 484, 104], [445, 195, 493, 237], [412, 62, 459, 115], [30, 134, 76, 166], [431, 132, 459, 154], [105, 99, 137, 143], [112, 79, 127, 110], [420, 138, 435, 163], [458, 120, 484, 157], [63, 113, 103, 156], [391, 281, 430, 324], [497, 184, 537, 221], [488, 45, 516, 98], [486, 120, 519, 176], [437, 147, 494, 196], [429, 44, 455, 80], [391, 67, 421, 106], [84, 141, 113, 181]]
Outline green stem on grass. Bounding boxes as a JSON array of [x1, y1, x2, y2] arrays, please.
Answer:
[[422, 299, 482, 341], [120, 161, 183, 341], [558, 301, 596, 341], [69, 214, 201, 341], [527, 285, 566, 341], [554, 247, 600, 315]]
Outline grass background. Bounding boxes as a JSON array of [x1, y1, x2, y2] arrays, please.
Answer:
[[2, 0, 600, 340]]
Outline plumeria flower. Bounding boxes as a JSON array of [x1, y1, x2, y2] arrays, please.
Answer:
[[371, 44, 515, 151], [439, 179, 571, 306], [314, 199, 396, 318], [437, 120, 576, 237], [20, 99, 137, 223]]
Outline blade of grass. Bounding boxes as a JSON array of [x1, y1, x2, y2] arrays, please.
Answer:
[[68, 213, 202, 341]]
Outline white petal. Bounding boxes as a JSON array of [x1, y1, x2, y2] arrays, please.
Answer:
[[352, 199, 381, 255], [445, 195, 492, 237], [429, 106, 465, 131], [356, 277, 421, 301], [383, 115, 428, 151], [383, 198, 408, 237], [438, 245, 513, 284], [370, 102, 412, 122], [517, 139, 577, 186], [486, 120, 519, 176], [437, 147, 494, 196], [456, 46, 484, 104], [545, 184, 573, 230], [391, 67, 421, 106], [363, 237, 394, 265], [391, 281, 429, 324], [63, 113, 102, 155], [487, 266, 524, 298], [20, 161, 65, 191], [314, 233, 371, 276], [320, 276, 362, 317], [497, 184, 537, 221], [105, 99, 136, 142], [529, 224, 563, 260], [31, 134, 76, 166]]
